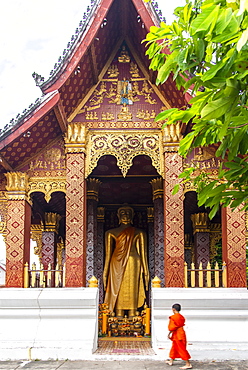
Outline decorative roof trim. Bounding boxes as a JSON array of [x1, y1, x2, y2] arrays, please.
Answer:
[[1, 0, 166, 141], [40, 0, 165, 93], [0, 91, 60, 148]]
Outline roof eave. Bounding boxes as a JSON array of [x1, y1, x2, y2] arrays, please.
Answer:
[[0, 91, 60, 150]]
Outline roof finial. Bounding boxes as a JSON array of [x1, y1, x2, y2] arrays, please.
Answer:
[[32, 72, 45, 87]]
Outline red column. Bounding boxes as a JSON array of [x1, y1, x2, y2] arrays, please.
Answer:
[[163, 139, 184, 287], [222, 206, 247, 287], [65, 123, 87, 287], [5, 172, 31, 287]]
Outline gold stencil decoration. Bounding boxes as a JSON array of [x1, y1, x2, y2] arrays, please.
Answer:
[[44, 148, 62, 162], [86, 131, 164, 178]]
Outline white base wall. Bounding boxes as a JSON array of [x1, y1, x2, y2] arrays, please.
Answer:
[[151, 288, 248, 352], [0, 288, 99, 360], [0, 287, 248, 361]]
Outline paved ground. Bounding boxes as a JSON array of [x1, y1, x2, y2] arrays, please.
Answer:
[[0, 360, 248, 370]]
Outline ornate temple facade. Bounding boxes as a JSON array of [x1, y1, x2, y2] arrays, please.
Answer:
[[0, 0, 247, 296]]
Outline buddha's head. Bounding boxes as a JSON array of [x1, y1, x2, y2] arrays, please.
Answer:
[[117, 205, 134, 225]]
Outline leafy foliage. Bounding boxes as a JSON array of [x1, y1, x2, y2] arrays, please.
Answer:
[[144, 0, 248, 217]]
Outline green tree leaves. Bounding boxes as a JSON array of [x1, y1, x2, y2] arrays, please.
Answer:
[[144, 0, 248, 217]]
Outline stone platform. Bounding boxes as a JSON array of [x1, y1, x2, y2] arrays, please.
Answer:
[[152, 287, 248, 350], [0, 287, 248, 361]]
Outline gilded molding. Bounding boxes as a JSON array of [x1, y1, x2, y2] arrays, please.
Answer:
[[87, 178, 101, 202], [150, 178, 163, 201], [28, 177, 66, 203], [147, 207, 154, 223], [97, 207, 105, 222], [5, 172, 29, 191], [44, 212, 61, 233], [5, 172, 31, 203], [31, 224, 43, 263], [162, 122, 182, 151], [64, 122, 87, 153], [86, 130, 164, 178], [163, 143, 180, 153], [191, 213, 210, 234]]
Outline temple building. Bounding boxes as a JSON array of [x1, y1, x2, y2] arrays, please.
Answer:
[[0, 0, 247, 360]]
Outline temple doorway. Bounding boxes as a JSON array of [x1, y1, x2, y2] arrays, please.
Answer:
[[88, 154, 160, 342]]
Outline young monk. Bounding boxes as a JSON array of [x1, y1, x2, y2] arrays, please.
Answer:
[[166, 303, 192, 369]]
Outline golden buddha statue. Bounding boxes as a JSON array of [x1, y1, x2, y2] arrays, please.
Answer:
[[133, 311, 144, 336], [118, 46, 130, 63], [103, 205, 149, 318], [117, 104, 132, 120]]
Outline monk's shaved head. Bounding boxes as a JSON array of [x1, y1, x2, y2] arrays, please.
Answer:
[[172, 303, 181, 312]]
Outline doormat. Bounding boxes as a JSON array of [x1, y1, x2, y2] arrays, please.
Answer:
[[95, 340, 155, 355]]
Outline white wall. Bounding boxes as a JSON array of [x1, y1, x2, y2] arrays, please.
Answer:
[[152, 287, 248, 349], [0, 287, 99, 360]]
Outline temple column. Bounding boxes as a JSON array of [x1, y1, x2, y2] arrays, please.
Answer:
[[41, 212, 61, 270], [191, 213, 210, 268], [147, 207, 155, 280], [150, 179, 164, 286], [96, 207, 105, 303], [5, 172, 31, 287], [184, 234, 193, 266], [64, 122, 87, 287], [86, 178, 101, 285], [163, 124, 184, 287], [147, 206, 154, 305], [222, 206, 247, 287]]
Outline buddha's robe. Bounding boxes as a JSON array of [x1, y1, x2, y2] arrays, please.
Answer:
[[168, 313, 191, 361], [104, 226, 146, 312]]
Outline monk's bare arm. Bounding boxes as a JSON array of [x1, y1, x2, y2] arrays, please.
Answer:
[[103, 231, 114, 290]]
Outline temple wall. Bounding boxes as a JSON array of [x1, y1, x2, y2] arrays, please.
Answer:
[[0, 288, 99, 360], [152, 287, 248, 352]]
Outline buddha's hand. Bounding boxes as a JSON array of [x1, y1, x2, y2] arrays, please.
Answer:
[[144, 274, 149, 290], [103, 275, 107, 290]]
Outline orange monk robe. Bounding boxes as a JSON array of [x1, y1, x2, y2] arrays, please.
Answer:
[[168, 313, 191, 361]]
